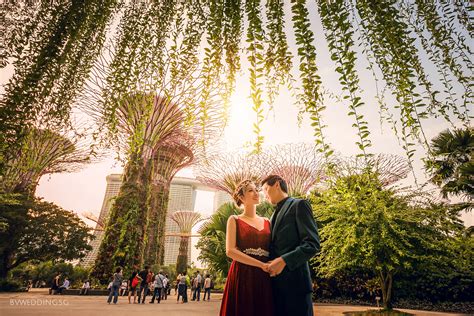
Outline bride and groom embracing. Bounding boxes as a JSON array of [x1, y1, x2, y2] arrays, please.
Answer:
[[219, 175, 320, 316]]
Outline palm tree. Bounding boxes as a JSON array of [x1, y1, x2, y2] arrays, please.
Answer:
[[425, 128, 473, 206]]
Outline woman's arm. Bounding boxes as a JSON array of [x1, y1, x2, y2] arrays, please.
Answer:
[[225, 216, 267, 270]]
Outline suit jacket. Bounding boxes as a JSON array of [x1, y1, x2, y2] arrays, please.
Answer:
[[270, 197, 320, 294]]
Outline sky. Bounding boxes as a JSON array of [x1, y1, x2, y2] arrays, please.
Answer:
[[1, 3, 472, 267]]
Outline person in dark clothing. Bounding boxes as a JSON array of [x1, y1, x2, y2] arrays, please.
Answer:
[[137, 266, 150, 304], [50, 273, 61, 295], [262, 175, 320, 316]]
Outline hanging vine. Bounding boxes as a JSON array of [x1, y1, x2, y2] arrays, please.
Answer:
[[318, 0, 371, 159], [222, 0, 243, 126], [246, 0, 266, 153], [197, 0, 225, 149], [453, 0, 474, 38], [414, 0, 472, 123], [1, 0, 118, 173], [265, 0, 293, 111], [399, 1, 458, 124], [356, 0, 433, 177], [291, 0, 331, 157]]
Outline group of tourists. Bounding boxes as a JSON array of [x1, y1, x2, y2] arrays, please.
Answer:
[[106, 266, 213, 305], [107, 266, 170, 304], [175, 270, 213, 303]]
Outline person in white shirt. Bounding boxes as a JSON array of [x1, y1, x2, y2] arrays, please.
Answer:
[[161, 275, 169, 300], [192, 271, 202, 301], [203, 274, 212, 301], [119, 280, 128, 296], [58, 277, 70, 294], [150, 271, 164, 304], [80, 280, 90, 295]]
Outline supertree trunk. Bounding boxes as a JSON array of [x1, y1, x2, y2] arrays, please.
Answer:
[[92, 154, 151, 283], [176, 236, 190, 274], [144, 181, 170, 266], [144, 141, 194, 266]]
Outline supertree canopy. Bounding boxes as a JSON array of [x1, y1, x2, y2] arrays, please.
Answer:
[[195, 151, 269, 195], [330, 154, 411, 187], [2, 127, 90, 196], [265, 143, 326, 197], [196, 143, 327, 197], [169, 210, 204, 274]]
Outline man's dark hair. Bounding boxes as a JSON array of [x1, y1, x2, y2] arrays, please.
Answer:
[[115, 267, 122, 273], [261, 175, 288, 193], [144, 265, 149, 270]]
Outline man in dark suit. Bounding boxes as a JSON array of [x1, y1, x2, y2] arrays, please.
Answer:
[[261, 175, 320, 316]]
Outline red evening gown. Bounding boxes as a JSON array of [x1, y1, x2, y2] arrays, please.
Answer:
[[219, 217, 274, 316]]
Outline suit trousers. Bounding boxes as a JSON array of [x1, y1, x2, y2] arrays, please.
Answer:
[[273, 286, 313, 316]]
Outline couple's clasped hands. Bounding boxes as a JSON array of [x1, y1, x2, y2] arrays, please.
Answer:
[[261, 257, 286, 277]]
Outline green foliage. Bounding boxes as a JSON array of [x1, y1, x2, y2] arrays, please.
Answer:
[[264, 0, 293, 111], [318, 0, 371, 158], [425, 127, 474, 204], [245, 0, 266, 153], [92, 157, 150, 284], [290, 0, 331, 158], [0, 196, 93, 278], [312, 172, 466, 309], [0, 0, 119, 173], [0, 279, 24, 292], [10, 261, 91, 289], [196, 201, 273, 278], [355, 0, 431, 171], [394, 224, 474, 302]]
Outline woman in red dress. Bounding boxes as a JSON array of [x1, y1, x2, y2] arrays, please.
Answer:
[[219, 180, 274, 316]]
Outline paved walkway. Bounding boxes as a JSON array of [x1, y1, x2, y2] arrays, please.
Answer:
[[0, 289, 467, 316]]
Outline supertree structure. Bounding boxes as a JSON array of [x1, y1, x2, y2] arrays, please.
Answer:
[[264, 143, 327, 197], [2, 127, 90, 196], [332, 154, 411, 187], [169, 211, 204, 274], [195, 151, 269, 195], [82, 26, 224, 279], [196, 144, 327, 198], [86, 92, 221, 281]]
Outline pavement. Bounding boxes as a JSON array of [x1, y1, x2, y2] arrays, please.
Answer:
[[0, 289, 468, 316]]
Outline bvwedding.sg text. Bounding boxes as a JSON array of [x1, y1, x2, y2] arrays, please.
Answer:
[[10, 299, 69, 306]]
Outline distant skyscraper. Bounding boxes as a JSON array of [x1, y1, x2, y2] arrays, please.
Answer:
[[81, 174, 122, 267], [214, 190, 233, 210], [81, 174, 231, 267]]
